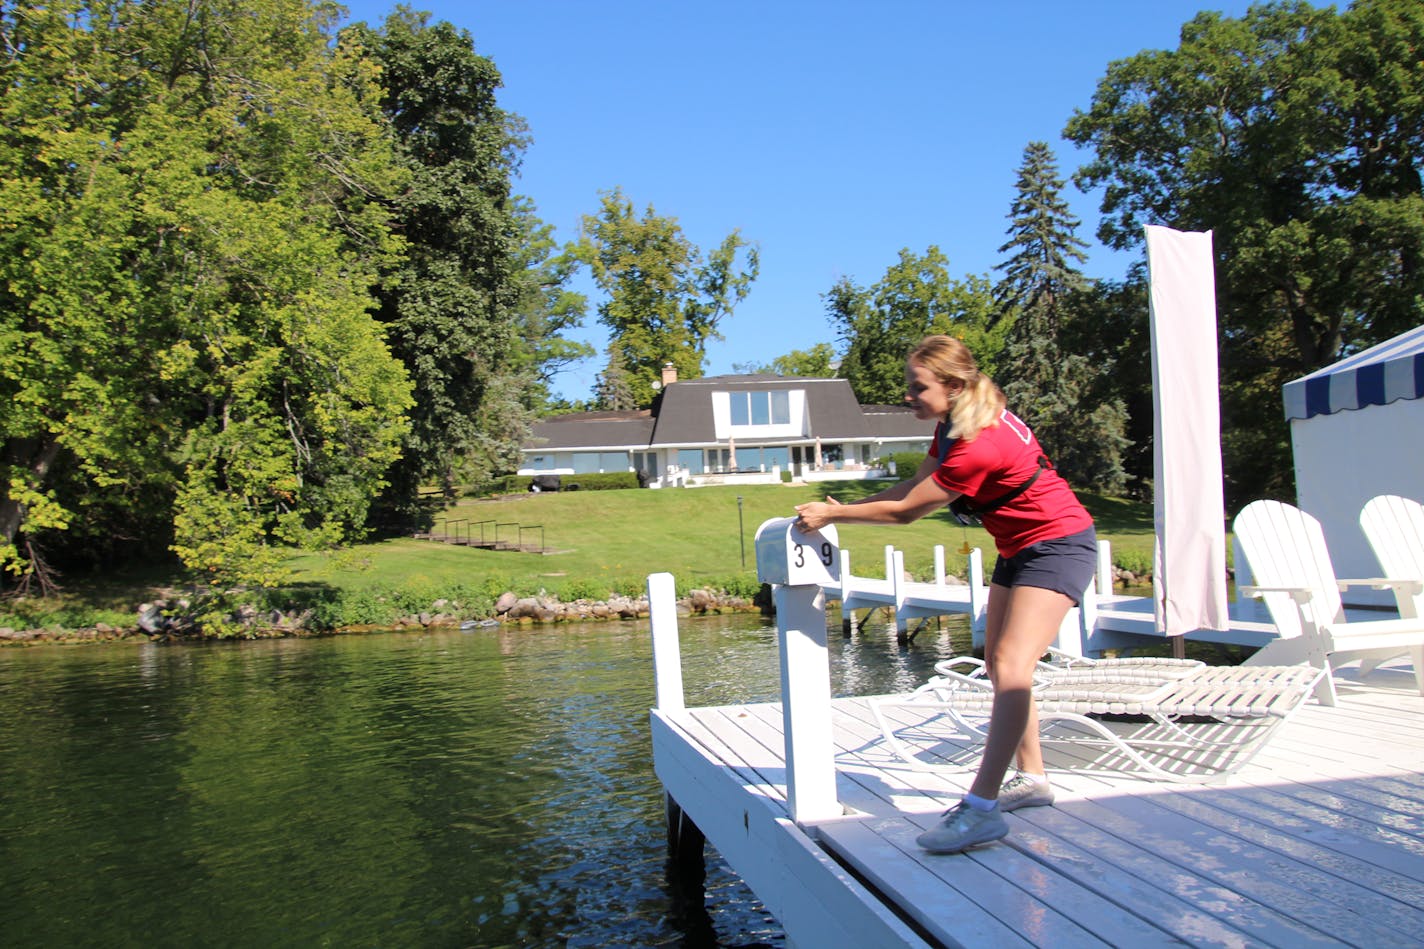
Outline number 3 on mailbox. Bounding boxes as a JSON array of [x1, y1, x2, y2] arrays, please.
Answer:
[[754, 517, 841, 586]]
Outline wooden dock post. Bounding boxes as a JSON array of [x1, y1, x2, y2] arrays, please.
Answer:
[[755, 517, 843, 825], [648, 572, 683, 714], [647, 572, 705, 877]]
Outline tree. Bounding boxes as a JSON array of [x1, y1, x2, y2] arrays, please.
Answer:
[[826, 246, 1003, 405], [992, 142, 1129, 494], [1, 0, 413, 589], [733, 343, 837, 377], [574, 188, 760, 407], [346, 10, 546, 518], [1060, 269, 1155, 495], [507, 197, 594, 412], [995, 142, 1091, 333], [1064, 0, 1424, 503], [593, 351, 638, 411]]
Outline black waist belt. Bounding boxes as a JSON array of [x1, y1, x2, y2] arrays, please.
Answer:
[[948, 456, 1049, 526]]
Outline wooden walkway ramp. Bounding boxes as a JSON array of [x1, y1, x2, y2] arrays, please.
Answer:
[[653, 661, 1424, 947]]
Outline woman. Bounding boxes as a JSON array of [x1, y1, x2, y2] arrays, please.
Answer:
[[794, 335, 1096, 854]]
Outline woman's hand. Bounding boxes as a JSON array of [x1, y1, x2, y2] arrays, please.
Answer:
[[794, 496, 840, 531]]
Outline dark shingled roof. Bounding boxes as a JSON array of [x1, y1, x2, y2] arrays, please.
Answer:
[[524, 376, 935, 450], [527, 410, 654, 451], [859, 404, 937, 438]]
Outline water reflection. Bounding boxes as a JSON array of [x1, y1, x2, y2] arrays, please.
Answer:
[[0, 610, 970, 947]]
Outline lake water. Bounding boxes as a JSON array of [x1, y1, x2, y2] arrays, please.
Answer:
[[0, 611, 971, 947]]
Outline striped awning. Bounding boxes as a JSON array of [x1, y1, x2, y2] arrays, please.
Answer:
[[1282, 323, 1424, 421]]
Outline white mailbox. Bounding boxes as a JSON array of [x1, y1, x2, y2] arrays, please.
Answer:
[[755, 517, 840, 586]]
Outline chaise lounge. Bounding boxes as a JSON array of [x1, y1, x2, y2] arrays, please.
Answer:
[[870, 651, 1324, 783]]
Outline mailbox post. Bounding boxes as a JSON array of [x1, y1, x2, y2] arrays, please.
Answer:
[[754, 517, 843, 824]]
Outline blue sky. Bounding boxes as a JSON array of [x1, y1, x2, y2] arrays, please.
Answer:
[[339, 1, 1253, 401]]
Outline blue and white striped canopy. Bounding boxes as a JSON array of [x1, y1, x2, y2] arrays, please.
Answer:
[[1283, 323, 1424, 421]]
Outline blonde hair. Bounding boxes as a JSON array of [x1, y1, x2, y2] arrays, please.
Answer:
[[907, 335, 1005, 441]]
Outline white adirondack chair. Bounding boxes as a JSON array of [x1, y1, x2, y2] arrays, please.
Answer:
[[1360, 495, 1424, 621], [1357, 494, 1424, 677], [1234, 499, 1424, 706]]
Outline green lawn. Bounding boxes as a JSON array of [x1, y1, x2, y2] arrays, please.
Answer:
[[2, 482, 1166, 633], [286, 482, 1160, 600]]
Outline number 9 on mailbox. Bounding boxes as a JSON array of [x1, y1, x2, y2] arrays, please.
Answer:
[[754, 517, 841, 586]]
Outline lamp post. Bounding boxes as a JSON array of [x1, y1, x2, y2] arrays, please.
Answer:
[[737, 495, 746, 567]]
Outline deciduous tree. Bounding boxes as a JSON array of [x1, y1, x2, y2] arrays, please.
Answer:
[[348, 11, 540, 517], [733, 343, 837, 377], [826, 246, 1002, 405], [574, 188, 760, 407], [1064, 0, 1424, 502], [1, 0, 413, 588]]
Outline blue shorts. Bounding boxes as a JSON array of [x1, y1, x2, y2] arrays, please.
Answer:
[[990, 527, 1099, 604]]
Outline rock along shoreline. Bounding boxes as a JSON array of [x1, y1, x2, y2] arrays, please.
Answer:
[[0, 586, 772, 647]]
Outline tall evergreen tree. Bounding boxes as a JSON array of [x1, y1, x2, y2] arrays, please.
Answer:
[[995, 142, 1091, 336], [593, 351, 637, 411], [993, 142, 1129, 494]]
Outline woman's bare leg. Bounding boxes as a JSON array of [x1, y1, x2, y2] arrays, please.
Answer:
[[969, 583, 1074, 801]]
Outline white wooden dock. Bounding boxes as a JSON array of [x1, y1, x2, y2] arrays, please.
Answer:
[[647, 529, 1424, 948], [653, 661, 1424, 947]]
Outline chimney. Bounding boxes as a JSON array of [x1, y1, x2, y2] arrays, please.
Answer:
[[661, 363, 678, 386]]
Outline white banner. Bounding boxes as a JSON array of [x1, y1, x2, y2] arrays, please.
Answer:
[[1146, 225, 1229, 634]]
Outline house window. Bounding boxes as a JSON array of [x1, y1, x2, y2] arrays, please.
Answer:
[[677, 448, 705, 474], [729, 390, 790, 427], [571, 451, 630, 473]]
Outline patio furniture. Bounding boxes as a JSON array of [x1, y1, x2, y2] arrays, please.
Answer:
[[869, 653, 1323, 783], [1234, 498, 1424, 705]]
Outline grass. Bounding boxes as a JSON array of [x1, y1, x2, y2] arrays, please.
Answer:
[[286, 482, 1160, 598], [2, 482, 1166, 633]]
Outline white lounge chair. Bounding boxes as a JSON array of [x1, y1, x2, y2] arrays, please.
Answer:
[[870, 652, 1323, 783], [1234, 498, 1424, 705]]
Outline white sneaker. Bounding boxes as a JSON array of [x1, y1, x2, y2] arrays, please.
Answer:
[[915, 801, 1008, 854], [998, 774, 1054, 812]]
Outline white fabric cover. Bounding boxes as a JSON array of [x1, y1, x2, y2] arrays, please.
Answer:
[[1146, 225, 1229, 634]]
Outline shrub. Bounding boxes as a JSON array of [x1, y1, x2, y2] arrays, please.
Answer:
[[1115, 549, 1153, 577], [559, 577, 609, 601], [887, 451, 927, 477], [501, 472, 640, 493], [712, 573, 762, 599]]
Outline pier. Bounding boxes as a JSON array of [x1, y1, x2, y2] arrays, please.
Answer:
[[647, 521, 1424, 947]]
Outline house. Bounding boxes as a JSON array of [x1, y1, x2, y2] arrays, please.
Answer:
[[521, 366, 935, 487]]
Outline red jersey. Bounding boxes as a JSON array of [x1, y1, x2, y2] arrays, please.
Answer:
[[928, 412, 1093, 557]]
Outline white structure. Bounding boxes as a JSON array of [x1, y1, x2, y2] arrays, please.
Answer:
[[1284, 323, 1424, 606]]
